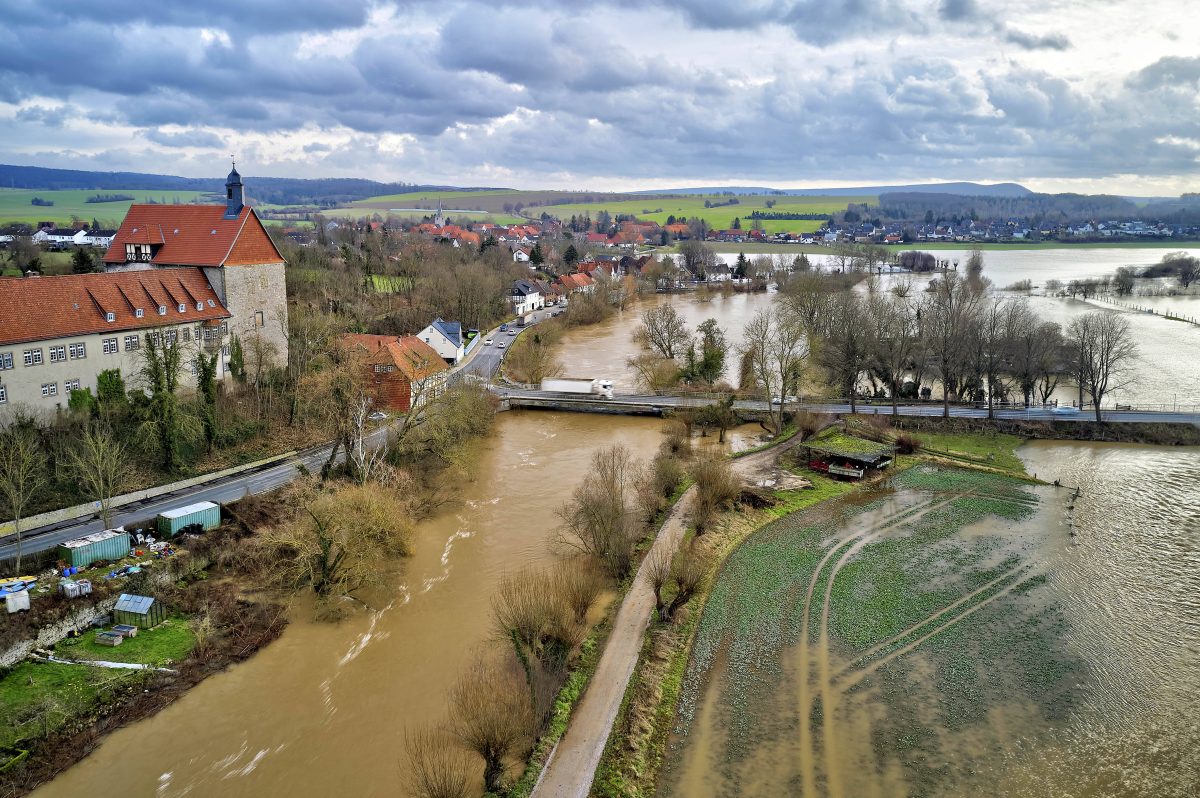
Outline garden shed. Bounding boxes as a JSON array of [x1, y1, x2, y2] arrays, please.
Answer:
[[802, 433, 894, 480], [113, 593, 165, 629]]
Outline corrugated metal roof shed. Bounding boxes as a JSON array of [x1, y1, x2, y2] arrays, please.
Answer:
[[158, 501, 219, 520], [115, 594, 155, 614]]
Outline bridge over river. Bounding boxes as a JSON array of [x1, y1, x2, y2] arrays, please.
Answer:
[[495, 388, 1200, 427]]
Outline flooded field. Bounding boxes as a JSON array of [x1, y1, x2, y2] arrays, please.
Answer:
[[32, 411, 667, 798], [663, 450, 1200, 797]]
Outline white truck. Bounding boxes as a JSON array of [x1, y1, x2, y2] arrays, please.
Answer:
[[540, 377, 615, 399]]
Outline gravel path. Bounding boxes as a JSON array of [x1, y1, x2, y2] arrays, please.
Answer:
[[532, 437, 801, 798]]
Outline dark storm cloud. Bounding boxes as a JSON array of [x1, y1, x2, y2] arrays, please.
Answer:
[[0, 1, 1191, 187]]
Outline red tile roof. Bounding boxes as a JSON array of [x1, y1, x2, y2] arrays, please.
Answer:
[[103, 205, 283, 267], [339, 334, 449, 381], [0, 269, 230, 347]]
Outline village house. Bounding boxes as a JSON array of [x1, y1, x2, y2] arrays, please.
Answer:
[[339, 333, 449, 413], [417, 318, 465, 364], [510, 278, 544, 314], [0, 166, 288, 411]]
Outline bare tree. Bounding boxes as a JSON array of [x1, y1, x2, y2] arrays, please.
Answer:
[[636, 304, 691, 360], [448, 653, 537, 794], [689, 454, 740, 534], [556, 445, 640, 579], [867, 294, 920, 415], [818, 292, 869, 410], [926, 272, 982, 417], [403, 729, 475, 798], [1067, 312, 1139, 422], [626, 352, 682, 393], [0, 426, 45, 574], [742, 306, 809, 434], [67, 423, 133, 528]]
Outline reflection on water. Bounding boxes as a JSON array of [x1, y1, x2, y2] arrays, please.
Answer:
[[33, 411, 666, 798]]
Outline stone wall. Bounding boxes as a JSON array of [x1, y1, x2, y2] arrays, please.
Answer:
[[220, 261, 290, 371]]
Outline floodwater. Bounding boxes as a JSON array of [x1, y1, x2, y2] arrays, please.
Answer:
[[663, 443, 1200, 797], [554, 291, 773, 390], [33, 411, 667, 798]]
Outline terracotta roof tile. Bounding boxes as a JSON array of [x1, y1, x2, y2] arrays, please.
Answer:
[[0, 269, 230, 347], [104, 205, 283, 267], [339, 333, 449, 381]]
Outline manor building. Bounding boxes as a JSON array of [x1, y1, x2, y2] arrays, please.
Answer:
[[0, 167, 288, 412]]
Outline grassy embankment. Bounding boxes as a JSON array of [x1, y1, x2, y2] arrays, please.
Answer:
[[0, 188, 209, 227], [590, 423, 1033, 797]]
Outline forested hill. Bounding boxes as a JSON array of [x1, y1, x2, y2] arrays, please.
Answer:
[[0, 164, 479, 206], [637, 182, 1034, 198], [873, 191, 1141, 221]]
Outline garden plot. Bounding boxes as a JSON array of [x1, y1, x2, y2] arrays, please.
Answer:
[[663, 466, 1082, 798]]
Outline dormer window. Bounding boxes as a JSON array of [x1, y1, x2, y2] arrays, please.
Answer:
[[124, 243, 152, 263], [135, 308, 144, 318], [195, 302, 204, 311], [158, 305, 167, 316], [178, 303, 187, 313], [105, 312, 115, 323], [207, 299, 215, 307]]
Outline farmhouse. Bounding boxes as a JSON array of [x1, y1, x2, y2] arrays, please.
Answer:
[[0, 166, 288, 411], [340, 333, 449, 413]]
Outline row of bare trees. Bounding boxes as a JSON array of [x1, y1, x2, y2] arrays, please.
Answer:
[[759, 266, 1139, 424]]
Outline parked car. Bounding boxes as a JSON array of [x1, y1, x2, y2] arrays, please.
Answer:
[[484, 338, 494, 346]]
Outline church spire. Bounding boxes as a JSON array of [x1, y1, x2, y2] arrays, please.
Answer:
[[225, 157, 244, 219]]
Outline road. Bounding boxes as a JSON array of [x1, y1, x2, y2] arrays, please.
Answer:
[[2, 307, 563, 562], [499, 390, 1200, 427]]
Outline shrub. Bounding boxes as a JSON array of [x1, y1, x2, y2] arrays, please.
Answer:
[[894, 432, 922, 455], [689, 454, 740, 534]]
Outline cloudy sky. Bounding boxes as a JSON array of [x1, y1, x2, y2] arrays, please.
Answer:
[[0, 0, 1197, 194]]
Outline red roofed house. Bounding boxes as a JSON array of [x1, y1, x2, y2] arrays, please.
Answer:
[[0, 165, 287, 411], [339, 334, 450, 412]]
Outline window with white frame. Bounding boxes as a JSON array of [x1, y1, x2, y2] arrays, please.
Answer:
[[135, 308, 144, 318], [69, 342, 86, 359], [158, 305, 167, 316], [165, 330, 177, 345], [0, 384, 6, 403], [0, 352, 12, 370], [49, 345, 66, 362], [65, 378, 80, 392], [41, 383, 57, 397], [220, 322, 229, 335], [102, 338, 118, 354], [124, 335, 140, 351], [24, 349, 43, 366], [178, 303, 186, 313], [105, 311, 116, 323], [195, 301, 204, 311]]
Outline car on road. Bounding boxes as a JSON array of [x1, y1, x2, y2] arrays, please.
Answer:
[[771, 396, 782, 405], [484, 337, 494, 346], [499, 323, 509, 332], [497, 341, 506, 349], [508, 329, 518, 336], [367, 411, 388, 422], [785, 395, 799, 403], [1051, 405, 1080, 414]]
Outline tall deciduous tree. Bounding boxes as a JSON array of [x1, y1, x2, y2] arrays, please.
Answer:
[[0, 426, 45, 574], [68, 423, 131, 529], [818, 292, 869, 410], [867, 294, 920, 415], [636, 304, 691, 361], [742, 306, 809, 434], [138, 332, 187, 472], [1068, 312, 1139, 422], [927, 272, 982, 417]]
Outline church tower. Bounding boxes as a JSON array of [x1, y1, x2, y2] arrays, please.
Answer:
[[225, 161, 244, 219]]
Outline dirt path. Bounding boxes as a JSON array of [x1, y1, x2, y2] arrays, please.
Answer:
[[531, 439, 802, 798]]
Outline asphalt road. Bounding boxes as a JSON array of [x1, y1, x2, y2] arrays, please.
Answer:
[[499, 390, 1200, 427], [455, 305, 561, 382]]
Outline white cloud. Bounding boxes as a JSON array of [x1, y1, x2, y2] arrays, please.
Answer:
[[0, 0, 1195, 194]]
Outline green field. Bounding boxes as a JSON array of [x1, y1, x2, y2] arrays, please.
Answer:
[[663, 467, 1075, 796], [0, 189, 210, 227], [537, 194, 862, 234]]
